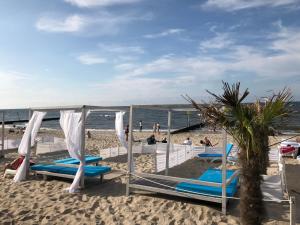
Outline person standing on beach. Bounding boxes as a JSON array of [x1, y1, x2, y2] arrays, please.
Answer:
[[139, 120, 143, 132], [153, 123, 157, 133], [125, 125, 129, 141], [157, 122, 160, 134]]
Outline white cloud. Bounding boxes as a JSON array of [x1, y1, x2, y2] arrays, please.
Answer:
[[36, 11, 150, 35], [270, 23, 300, 54], [117, 24, 300, 81], [98, 43, 145, 54], [91, 76, 196, 105], [202, 0, 299, 11], [36, 15, 86, 33], [64, 0, 142, 8], [77, 54, 107, 65], [114, 63, 137, 71], [199, 33, 234, 50], [144, 28, 185, 39], [88, 27, 300, 103]]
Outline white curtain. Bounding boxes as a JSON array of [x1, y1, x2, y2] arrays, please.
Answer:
[[60, 110, 85, 193], [115, 111, 127, 149], [115, 111, 134, 171], [14, 111, 46, 182]]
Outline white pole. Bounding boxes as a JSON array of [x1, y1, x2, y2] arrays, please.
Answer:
[[126, 105, 133, 196], [25, 109, 32, 178], [221, 128, 227, 214], [1, 112, 4, 157], [80, 106, 86, 188], [165, 110, 172, 175]]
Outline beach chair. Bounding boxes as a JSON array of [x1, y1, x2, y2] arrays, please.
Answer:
[[54, 155, 102, 166], [176, 168, 239, 197], [3, 168, 17, 178], [197, 143, 234, 162], [31, 164, 111, 183]]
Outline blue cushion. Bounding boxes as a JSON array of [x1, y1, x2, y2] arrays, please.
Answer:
[[54, 155, 102, 165], [198, 153, 222, 158], [31, 164, 111, 177], [198, 143, 233, 158], [176, 169, 238, 197]]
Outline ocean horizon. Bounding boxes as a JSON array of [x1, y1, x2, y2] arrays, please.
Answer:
[[1, 102, 300, 132]]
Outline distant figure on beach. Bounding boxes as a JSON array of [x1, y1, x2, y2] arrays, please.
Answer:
[[153, 123, 157, 133], [161, 137, 167, 143], [200, 137, 218, 147], [87, 131, 92, 139], [157, 122, 160, 134], [125, 125, 129, 141], [147, 134, 157, 145], [183, 137, 192, 145], [139, 120, 143, 132]]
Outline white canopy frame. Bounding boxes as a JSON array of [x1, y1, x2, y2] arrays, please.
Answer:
[[0, 109, 22, 156], [0, 110, 4, 157], [27, 105, 128, 189], [126, 104, 233, 214]]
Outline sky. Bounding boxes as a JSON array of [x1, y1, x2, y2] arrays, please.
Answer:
[[1, 0, 300, 108]]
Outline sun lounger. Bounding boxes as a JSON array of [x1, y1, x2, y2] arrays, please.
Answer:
[[176, 168, 239, 197], [31, 164, 111, 182], [53, 155, 102, 165], [3, 168, 17, 178], [198, 143, 234, 161]]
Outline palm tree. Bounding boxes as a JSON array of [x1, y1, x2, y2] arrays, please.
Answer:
[[186, 82, 292, 225]]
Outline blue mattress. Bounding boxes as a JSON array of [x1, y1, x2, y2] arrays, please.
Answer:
[[198, 143, 233, 158], [54, 155, 102, 165], [176, 169, 239, 197], [31, 164, 111, 177], [198, 153, 222, 157]]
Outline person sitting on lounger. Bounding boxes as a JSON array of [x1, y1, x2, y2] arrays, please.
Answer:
[[200, 137, 218, 147], [183, 137, 192, 145], [147, 134, 157, 145]]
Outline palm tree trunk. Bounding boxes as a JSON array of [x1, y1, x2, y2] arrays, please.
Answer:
[[255, 130, 270, 175], [239, 148, 263, 225]]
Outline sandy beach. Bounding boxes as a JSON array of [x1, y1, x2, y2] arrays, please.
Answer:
[[0, 130, 299, 225]]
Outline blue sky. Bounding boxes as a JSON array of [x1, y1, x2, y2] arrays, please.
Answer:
[[1, 0, 300, 108]]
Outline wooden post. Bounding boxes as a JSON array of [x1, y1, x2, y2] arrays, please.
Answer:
[[25, 110, 32, 178], [1, 111, 4, 157], [165, 110, 172, 175], [126, 105, 133, 196], [222, 128, 227, 214], [80, 106, 86, 189], [290, 196, 296, 225]]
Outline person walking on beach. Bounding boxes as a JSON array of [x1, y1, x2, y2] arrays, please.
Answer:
[[156, 122, 160, 134], [153, 123, 157, 133], [87, 131, 92, 139], [125, 125, 129, 141], [139, 120, 143, 132]]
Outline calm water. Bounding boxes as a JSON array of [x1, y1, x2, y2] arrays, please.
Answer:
[[1, 102, 300, 131]]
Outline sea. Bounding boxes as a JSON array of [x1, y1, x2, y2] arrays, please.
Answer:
[[1, 103, 300, 132]]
